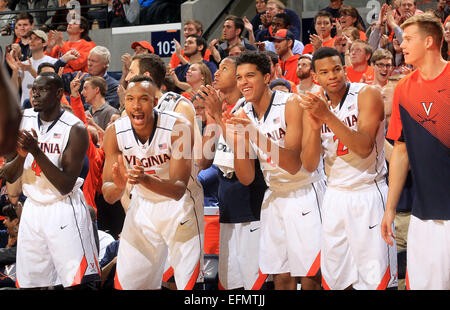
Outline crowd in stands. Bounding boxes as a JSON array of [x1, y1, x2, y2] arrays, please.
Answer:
[[0, 0, 186, 34], [0, 0, 448, 290]]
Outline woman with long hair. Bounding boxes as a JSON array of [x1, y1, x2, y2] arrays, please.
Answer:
[[169, 61, 212, 102], [339, 5, 367, 41]]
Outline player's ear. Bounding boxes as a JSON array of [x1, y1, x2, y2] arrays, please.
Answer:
[[311, 71, 318, 84], [424, 35, 434, 49], [264, 72, 271, 85]]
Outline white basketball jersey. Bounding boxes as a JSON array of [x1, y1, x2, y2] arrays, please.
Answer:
[[156, 91, 201, 177], [320, 83, 387, 190], [156, 91, 195, 113], [115, 110, 201, 203], [243, 91, 324, 191], [213, 97, 247, 175], [20, 108, 84, 204]]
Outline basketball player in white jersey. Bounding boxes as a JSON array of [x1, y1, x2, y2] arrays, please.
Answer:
[[299, 47, 397, 290], [196, 56, 269, 290], [123, 53, 204, 288], [3, 72, 100, 288], [102, 75, 203, 290], [224, 51, 326, 290]]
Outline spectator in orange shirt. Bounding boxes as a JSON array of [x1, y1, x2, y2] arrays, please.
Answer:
[[46, 16, 96, 74], [346, 39, 374, 83], [303, 10, 336, 55], [169, 19, 212, 69], [263, 50, 298, 94], [270, 29, 300, 85]]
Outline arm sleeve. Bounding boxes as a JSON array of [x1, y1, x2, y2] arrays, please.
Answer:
[[368, 26, 381, 51], [386, 84, 404, 142], [66, 41, 96, 72]]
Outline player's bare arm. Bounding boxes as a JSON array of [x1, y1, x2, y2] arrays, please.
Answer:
[[18, 122, 89, 196], [228, 95, 304, 175], [299, 103, 323, 172], [176, 96, 211, 171], [304, 85, 384, 158], [102, 123, 128, 204], [128, 116, 194, 201], [381, 141, 410, 246], [0, 63, 22, 156]]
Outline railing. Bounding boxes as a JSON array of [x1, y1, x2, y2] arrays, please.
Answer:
[[0, 4, 109, 29]]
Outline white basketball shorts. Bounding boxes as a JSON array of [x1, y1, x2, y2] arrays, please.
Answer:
[[218, 221, 267, 290], [406, 215, 450, 290], [321, 180, 398, 290], [16, 189, 100, 288], [258, 179, 325, 277], [114, 191, 204, 290]]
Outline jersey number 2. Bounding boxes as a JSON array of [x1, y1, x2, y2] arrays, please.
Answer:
[[32, 159, 42, 176], [333, 135, 349, 156]]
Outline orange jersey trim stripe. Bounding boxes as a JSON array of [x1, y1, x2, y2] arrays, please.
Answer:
[[405, 269, 410, 290], [71, 255, 88, 287], [376, 266, 390, 290], [184, 261, 200, 290], [114, 270, 123, 290], [162, 267, 174, 282], [321, 276, 331, 290], [306, 251, 321, 277], [251, 269, 268, 290]]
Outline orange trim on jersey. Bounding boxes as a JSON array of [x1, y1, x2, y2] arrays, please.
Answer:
[[71, 255, 88, 286], [321, 276, 331, 290], [163, 267, 174, 282], [306, 251, 321, 277], [218, 280, 225, 290], [15, 279, 20, 288], [251, 269, 268, 290], [376, 266, 390, 290], [184, 261, 200, 290], [114, 270, 123, 290], [405, 269, 410, 290]]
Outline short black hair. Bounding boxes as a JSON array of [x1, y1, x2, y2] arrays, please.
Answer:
[[128, 75, 154, 85], [311, 47, 344, 72], [262, 50, 279, 65], [236, 51, 271, 76], [314, 10, 333, 25], [187, 34, 207, 57], [2, 204, 18, 221], [132, 54, 165, 88], [38, 71, 64, 90], [224, 15, 245, 38], [274, 12, 291, 27], [37, 62, 55, 75], [16, 12, 33, 25]]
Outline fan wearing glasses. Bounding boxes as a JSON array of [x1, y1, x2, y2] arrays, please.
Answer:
[[370, 49, 394, 88]]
